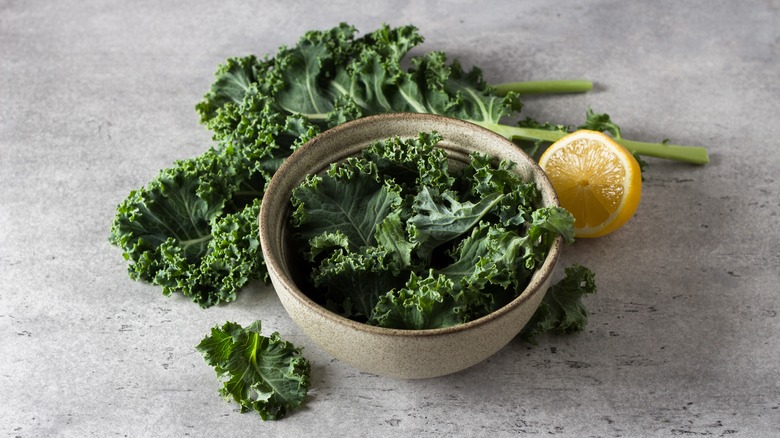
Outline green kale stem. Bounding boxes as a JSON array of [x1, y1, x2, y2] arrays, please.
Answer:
[[475, 122, 710, 165], [487, 80, 709, 164], [492, 79, 594, 95]]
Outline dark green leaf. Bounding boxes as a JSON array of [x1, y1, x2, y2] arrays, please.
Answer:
[[291, 167, 402, 251], [520, 264, 597, 344], [577, 108, 622, 139], [361, 132, 454, 192], [374, 208, 416, 270], [305, 230, 350, 262], [311, 246, 405, 319], [196, 321, 311, 421], [196, 55, 271, 124], [369, 271, 467, 330], [407, 187, 503, 260]]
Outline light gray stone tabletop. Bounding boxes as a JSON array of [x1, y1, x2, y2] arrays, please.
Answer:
[[2, 1, 778, 436]]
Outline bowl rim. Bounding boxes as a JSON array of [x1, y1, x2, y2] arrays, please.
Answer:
[[259, 112, 563, 339]]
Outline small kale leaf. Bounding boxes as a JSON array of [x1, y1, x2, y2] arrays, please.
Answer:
[[196, 321, 311, 421], [374, 208, 416, 270], [577, 108, 622, 139], [520, 264, 597, 344]]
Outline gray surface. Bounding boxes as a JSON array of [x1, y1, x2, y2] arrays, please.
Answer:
[[2, 0, 779, 436]]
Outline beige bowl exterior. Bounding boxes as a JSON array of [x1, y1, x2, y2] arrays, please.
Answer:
[[259, 113, 563, 379]]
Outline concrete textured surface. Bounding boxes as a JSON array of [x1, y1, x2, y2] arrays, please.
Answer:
[[2, 0, 779, 436]]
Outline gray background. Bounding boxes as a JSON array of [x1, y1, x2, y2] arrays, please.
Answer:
[[2, 0, 778, 436]]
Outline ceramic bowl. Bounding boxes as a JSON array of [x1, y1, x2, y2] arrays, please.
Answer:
[[259, 113, 563, 379]]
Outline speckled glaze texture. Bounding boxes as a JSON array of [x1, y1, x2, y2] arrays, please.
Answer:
[[259, 113, 563, 379]]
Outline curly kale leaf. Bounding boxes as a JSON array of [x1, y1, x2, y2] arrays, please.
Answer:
[[459, 152, 541, 227], [274, 24, 427, 123], [109, 149, 241, 307], [289, 150, 414, 318], [361, 132, 454, 192], [369, 271, 467, 330], [195, 54, 272, 123], [196, 321, 311, 420], [291, 163, 403, 251], [435, 209, 573, 320], [197, 23, 520, 138], [109, 107, 319, 307], [197, 23, 423, 129], [520, 264, 597, 344], [196, 198, 265, 299], [412, 52, 523, 125], [374, 208, 416, 270], [407, 187, 504, 260], [305, 230, 350, 262], [577, 108, 622, 139], [311, 246, 405, 319], [273, 23, 360, 119], [206, 92, 320, 166]]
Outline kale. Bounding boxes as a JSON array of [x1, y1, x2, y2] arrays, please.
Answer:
[[289, 132, 582, 330], [112, 23, 685, 308], [196, 321, 311, 420]]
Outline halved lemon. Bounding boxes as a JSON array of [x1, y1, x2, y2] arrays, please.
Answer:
[[538, 130, 642, 238]]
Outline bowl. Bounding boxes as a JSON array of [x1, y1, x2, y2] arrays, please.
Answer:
[[259, 113, 563, 379]]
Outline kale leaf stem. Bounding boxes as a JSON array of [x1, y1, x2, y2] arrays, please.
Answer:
[[486, 80, 709, 164], [474, 122, 710, 165], [492, 80, 594, 95]]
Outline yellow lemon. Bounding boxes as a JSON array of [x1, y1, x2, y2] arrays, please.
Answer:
[[538, 130, 642, 238]]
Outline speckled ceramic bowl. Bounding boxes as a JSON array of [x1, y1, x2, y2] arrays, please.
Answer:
[[259, 113, 563, 379]]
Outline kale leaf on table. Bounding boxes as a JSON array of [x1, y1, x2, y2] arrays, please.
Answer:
[[520, 264, 598, 344], [109, 109, 318, 307], [196, 320, 311, 421], [199, 23, 707, 164]]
